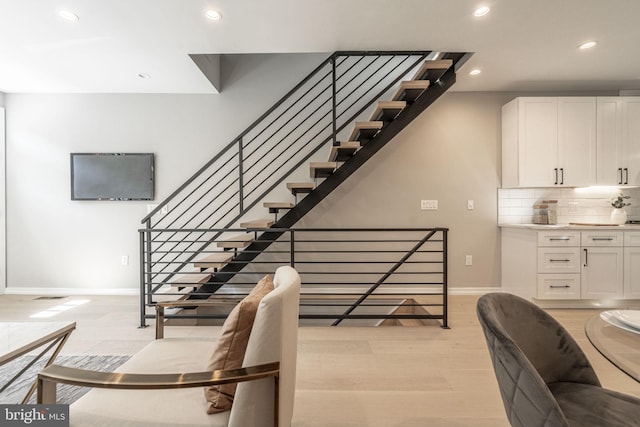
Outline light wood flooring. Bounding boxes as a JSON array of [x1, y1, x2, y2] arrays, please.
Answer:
[[0, 293, 638, 426]]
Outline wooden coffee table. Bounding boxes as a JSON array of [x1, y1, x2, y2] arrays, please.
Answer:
[[0, 321, 76, 403]]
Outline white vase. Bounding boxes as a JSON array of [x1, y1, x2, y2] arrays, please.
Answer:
[[611, 208, 627, 225]]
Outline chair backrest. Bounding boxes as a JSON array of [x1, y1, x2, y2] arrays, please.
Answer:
[[228, 266, 301, 427], [476, 293, 600, 427]]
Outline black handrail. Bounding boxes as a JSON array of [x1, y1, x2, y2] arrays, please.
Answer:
[[141, 51, 435, 287], [139, 227, 448, 328]]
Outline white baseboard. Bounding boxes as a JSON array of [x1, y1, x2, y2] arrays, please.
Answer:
[[2, 286, 502, 297], [4, 287, 138, 296], [448, 287, 502, 295]]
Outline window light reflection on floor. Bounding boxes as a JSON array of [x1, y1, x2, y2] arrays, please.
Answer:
[[30, 299, 90, 318]]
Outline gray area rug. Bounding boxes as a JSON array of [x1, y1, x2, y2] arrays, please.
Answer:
[[0, 355, 130, 404]]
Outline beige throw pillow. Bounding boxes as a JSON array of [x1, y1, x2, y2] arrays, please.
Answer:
[[205, 275, 274, 414]]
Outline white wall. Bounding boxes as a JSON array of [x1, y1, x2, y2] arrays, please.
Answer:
[[5, 56, 622, 294], [0, 105, 5, 292], [4, 53, 326, 292]]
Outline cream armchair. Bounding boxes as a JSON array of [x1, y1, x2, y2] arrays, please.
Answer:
[[38, 266, 301, 427]]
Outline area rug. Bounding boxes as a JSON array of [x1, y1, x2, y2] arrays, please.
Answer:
[[0, 354, 130, 404]]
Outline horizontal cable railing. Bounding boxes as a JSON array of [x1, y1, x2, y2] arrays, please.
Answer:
[[139, 227, 448, 327], [140, 51, 434, 291]]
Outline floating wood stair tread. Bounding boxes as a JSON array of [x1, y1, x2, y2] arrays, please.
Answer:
[[348, 121, 383, 143], [286, 182, 314, 195], [263, 202, 295, 209], [392, 80, 430, 102], [369, 101, 407, 122], [217, 234, 254, 249], [310, 162, 337, 179], [171, 271, 213, 286], [240, 218, 275, 229], [193, 253, 233, 269], [329, 141, 360, 162], [411, 59, 453, 82]]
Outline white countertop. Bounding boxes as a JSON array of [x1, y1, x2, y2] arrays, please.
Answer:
[[499, 223, 640, 230]]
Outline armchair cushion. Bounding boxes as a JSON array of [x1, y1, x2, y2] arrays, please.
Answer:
[[204, 275, 274, 414]]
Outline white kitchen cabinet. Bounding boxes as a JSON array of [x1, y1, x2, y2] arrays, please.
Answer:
[[502, 97, 596, 188], [537, 274, 581, 299], [581, 247, 624, 299], [537, 248, 581, 274], [502, 228, 637, 302], [596, 97, 640, 185], [623, 97, 640, 185], [624, 232, 640, 298]]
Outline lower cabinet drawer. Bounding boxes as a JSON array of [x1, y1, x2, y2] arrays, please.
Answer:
[[537, 274, 581, 300], [537, 248, 581, 273]]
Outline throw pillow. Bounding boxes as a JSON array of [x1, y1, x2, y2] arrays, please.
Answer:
[[204, 274, 274, 414]]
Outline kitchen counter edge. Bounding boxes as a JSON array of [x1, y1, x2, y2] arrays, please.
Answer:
[[499, 223, 640, 230]]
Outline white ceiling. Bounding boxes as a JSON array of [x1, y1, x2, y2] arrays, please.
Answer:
[[1, 0, 640, 94]]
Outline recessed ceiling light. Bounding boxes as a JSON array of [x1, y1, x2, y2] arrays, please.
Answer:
[[473, 6, 490, 17], [469, 68, 482, 76], [58, 10, 79, 21], [138, 73, 151, 79], [205, 9, 223, 21], [578, 40, 598, 50]]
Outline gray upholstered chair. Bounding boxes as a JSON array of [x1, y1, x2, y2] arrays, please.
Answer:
[[477, 292, 640, 427]]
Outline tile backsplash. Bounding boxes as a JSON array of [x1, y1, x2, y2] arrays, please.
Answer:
[[498, 187, 640, 224]]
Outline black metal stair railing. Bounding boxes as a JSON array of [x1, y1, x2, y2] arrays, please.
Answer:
[[139, 227, 448, 328], [139, 50, 454, 295]]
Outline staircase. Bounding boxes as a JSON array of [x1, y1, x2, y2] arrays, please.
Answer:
[[139, 51, 470, 326]]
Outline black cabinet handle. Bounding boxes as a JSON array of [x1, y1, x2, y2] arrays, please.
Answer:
[[550, 259, 570, 262], [619, 168, 623, 185], [550, 285, 571, 289], [624, 168, 629, 185], [584, 248, 588, 267], [549, 237, 571, 241], [592, 237, 614, 241], [554, 168, 558, 185], [560, 168, 564, 185]]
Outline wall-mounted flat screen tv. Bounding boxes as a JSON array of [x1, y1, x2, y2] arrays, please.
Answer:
[[71, 153, 154, 201]]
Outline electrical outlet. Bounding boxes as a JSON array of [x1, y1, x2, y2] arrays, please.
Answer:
[[465, 255, 472, 266], [121, 255, 129, 266], [161, 205, 169, 215], [147, 204, 158, 214], [421, 200, 438, 210], [467, 200, 474, 210]]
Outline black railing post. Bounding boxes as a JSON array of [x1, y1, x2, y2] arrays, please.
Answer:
[[139, 223, 152, 328], [238, 138, 244, 213], [331, 55, 338, 146], [442, 229, 449, 329], [289, 230, 295, 267]]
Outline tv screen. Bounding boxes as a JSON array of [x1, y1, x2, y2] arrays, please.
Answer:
[[71, 153, 154, 200]]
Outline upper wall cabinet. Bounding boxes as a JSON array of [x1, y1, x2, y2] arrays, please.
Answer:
[[502, 97, 596, 188], [597, 97, 640, 186]]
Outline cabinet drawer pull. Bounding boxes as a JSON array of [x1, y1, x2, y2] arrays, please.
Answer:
[[554, 168, 558, 185], [549, 259, 570, 262], [624, 168, 629, 185], [591, 237, 614, 241], [549, 237, 571, 241], [560, 168, 564, 185], [549, 285, 571, 289], [619, 168, 623, 185]]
